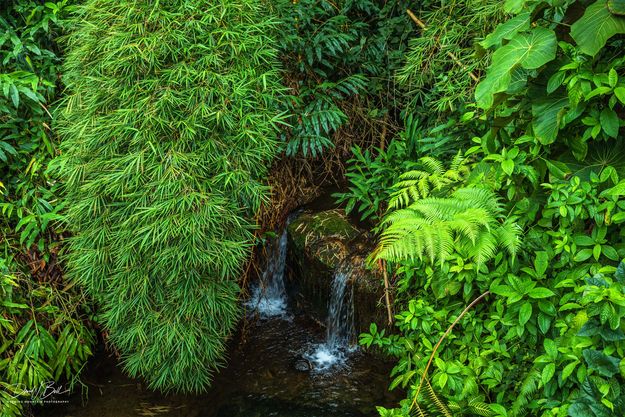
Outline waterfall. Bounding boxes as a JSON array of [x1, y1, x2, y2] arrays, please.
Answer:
[[325, 268, 355, 350], [247, 227, 289, 317], [308, 264, 356, 370]]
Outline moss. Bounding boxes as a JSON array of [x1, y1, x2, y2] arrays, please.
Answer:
[[287, 209, 360, 253]]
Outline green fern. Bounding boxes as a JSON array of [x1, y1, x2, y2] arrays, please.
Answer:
[[510, 369, 541, 417], [388, 153, 469, 209], [467, 398, 496, 417], [374, 187, 521, 266], [413, 378, 496, 417], [424, 378, 453, 417]]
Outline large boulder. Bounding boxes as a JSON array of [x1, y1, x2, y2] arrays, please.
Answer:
[[286, 209, 388, 335]]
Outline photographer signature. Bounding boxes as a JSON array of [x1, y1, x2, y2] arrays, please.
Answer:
[[7, 381, 70, 400]]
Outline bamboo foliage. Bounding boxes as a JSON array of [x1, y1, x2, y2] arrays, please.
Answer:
[[53, 0, 284, 392]]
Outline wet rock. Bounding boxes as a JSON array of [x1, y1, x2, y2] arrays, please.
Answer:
[[286, 209, 389, 335], [287, 209, 361, 270], [294, 358, 312, 372]]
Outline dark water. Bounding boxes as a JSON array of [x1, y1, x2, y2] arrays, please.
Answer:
[[36, 314, 398, 417]]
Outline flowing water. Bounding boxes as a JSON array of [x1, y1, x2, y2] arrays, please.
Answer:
[[308, 265, 357, 370], [36, 215, 399, 417], [246, 227, 289, 317], [36, 316, 398, 417]]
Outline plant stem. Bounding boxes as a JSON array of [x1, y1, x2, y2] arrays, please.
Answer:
[[411, 290, 491, 411]]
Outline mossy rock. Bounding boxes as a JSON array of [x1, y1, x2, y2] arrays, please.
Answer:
[[286, 209, 388, 333], [287, 209, 361, 269]]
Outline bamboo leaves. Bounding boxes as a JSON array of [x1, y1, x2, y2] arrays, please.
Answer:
[[56, 0, 283, 393]]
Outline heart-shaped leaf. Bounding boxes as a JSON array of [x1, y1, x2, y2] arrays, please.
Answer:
[[476, 28, 557, 109], [571, 1, 625, 56]]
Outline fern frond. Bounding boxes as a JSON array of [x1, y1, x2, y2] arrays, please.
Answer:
[[414, 403, 429, 417], [510, 368, 541, 417], [424, 378, 453, 417], [468, 398, 496, 417], [375, 187, 521, 266], [387, 155, 470, 209]]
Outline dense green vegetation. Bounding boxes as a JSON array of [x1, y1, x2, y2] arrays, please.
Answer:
[[53, 0, 284, 393], [355, 1, 625, 416], [1, 2, 95, 416], [1, 0, 624, 416]]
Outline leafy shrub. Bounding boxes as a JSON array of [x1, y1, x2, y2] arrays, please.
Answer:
[[0, 260, 95, 417], [361, 1, 625, 416], [54, 0, 284, 393], [276, 0, 414, 157], [0, 0, 68, 253]]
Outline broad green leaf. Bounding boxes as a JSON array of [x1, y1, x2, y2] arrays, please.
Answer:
[[574, 235, 595, 246], [601, 180, 625, 197], [582, 349, 621, 377], [519, 303, 532, 325], [534, 251, 549, 276], [502, 159, 515, 175], [544, 338, 558, 359], [571, 1, 625, 57], [547, 71, 566, 93], [538, 313, 552, 333], [9, 84, 19, 107], [490, 403, 508, 417], [602, 245, 619, 261], [593, 244, 602, 260], [562, 361, 579, 381], [528, 287, 555, 298], [545, 159, 571, 180], [476, 28, 557, 109], [608, 0, 625, 14], [574, 249, 594, 262], [600, 107, 620, 137], [481, 13, 531, 49], [532, 95, 569, 145], [491, 284, 515, 297], [542, 363, 556, 384], [504, 0, 526, 13], [608, 68, 619, 87], [615, 86, 625, 103]]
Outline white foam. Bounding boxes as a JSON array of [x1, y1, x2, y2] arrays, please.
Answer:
[[247, 286, 287, 317], [307, 344, 342, 371]]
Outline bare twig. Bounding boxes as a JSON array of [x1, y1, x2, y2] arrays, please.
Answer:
[[411, 290, 491, 410], [379, 259, 394, 325], [406, 9, 479, 83]]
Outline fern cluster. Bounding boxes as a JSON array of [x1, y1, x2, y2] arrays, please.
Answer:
[[53, 0, 283, 392], [276, 0, 414, 157], [375, 185, 520, 266], [388, 153, 469, 209]]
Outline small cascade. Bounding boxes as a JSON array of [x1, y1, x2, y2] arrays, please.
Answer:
[[247, 227, 289, 317], [308, 264, 356, 371]]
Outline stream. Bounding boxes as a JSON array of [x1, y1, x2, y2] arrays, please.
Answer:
[[36, 216, 398, 417]]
